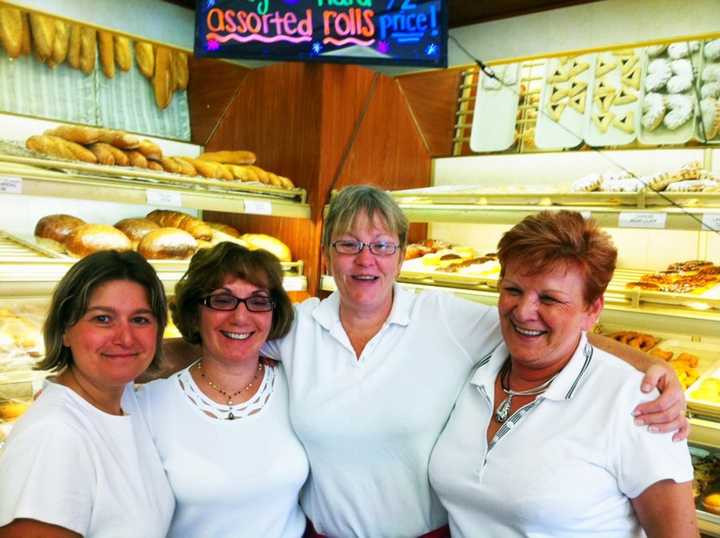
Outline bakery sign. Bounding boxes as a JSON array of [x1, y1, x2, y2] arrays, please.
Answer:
[[194, 0, 447, 67]]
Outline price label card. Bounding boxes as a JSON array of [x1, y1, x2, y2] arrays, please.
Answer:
[[702, 213, 720, 232], [0, 176, 22, 194], [244, 200, 272, 215], [146, 189, 182, 207], [618, 212, 667, 229], [282, 278, 305, 292]]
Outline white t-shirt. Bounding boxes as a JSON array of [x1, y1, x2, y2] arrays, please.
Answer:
[[429, 333, 693, 538], [136, 362, 308, 538], [262, 285, 502, 537], [0, 381, 174, 538]]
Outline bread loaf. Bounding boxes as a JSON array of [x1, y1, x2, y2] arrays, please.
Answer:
[[46, 125, 101, 145], [177, 157, 225, 179], [87, 142, 115, 165], [138, 228, 197, 259], [207, 222, 241, 238], [65, 224, 132, 257], [49, 19, 69, 66], [95, 142, 129, 166], [153, 46, 173, 109], [98, 31, 114, 78], [147, 160, 163, 172], [146, 209, 213, 241], [0, 6, 23, 59], [125, 150, 148, 168], [34, 214, 85, 252], [114, 218, 159, 249], [79, 27, 96, 75], [67, 23, 81, 69], [137, 139, 162, 161], [172, 50, 189, 90], [96, 129, 140, 149], [19, 11, 30, 56], [173, 157, 197, 176], [27, 135, 97, 163], [198, 150, 256, 165], [29, 13, 54, 61], [159, 157, 181, 174], [46, 135, 97, 163], [241, 233, 291, 262], [277, 176, 294, 189], [114, 35, 132, 71], [135, 41, 154, 78]]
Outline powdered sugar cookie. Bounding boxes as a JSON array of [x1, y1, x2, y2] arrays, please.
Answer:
[[667, 74, 693, 94], [664, 94, 694, 130], [704, 39, 720, 61]]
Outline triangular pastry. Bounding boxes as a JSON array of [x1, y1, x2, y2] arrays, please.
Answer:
[[594, 90, 617, 113], [547, 101, 567, 122], [595, 79, 614, 96], [621, 65, 641, 90], [569, 92, 587, 114], [548, 66, 570, 83], [569, 80, 588, 97], [612, 111, 635, 134], [595, 57, 616, 78], [612, 48, 635, 57], [619, 55, 639, 75], [549, 85, 569, 103], [593, 112, 615, 133], [568, 60, 590, 78], [614, 87, 638, 105]]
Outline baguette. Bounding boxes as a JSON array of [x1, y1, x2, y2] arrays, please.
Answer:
[[29, 13, 54, 62], [0, 6, 23, 59], [137, 139, 162, 161], [177, 157, 224, 179], [45, 125, 101, 145], [67, 23, 81, 69], [135, 41, 154, 78], [87, 142, 116, 165], [146, 210, 212, 241], [79, 27, 96, 75], [49, 19, 69, 67], [173, 50, 189, 90], [226, 164, 251, 181], [19, 11, 30, 56], [153, 46, 173, 109], [277, 176, 294, 189], [248, 165, 271, 184], [147, 160, 163, 172], [265, 171, 283, 188], [125, 150, 148, 168], [171, 156, 196, 176], [96, 142, 129, 166], [198, 150, 256, 165], [114, 35, 132, 71], [45, 136, 97, 163], [98, 31, 115, 78], [96, 129, 140, 149], [159, 157, 181, 174], [27, 135, 97, 163]]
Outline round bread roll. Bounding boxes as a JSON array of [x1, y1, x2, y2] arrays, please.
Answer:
[[703, 493, 720, 514], [34, 214, 86, 252], [138, 228, 197, 259], [65, 224, 132, 257], [114, 218, 160, 249], [240, 233, 291, 262]]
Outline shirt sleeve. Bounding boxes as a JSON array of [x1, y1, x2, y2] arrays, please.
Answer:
[[611, 384, 694, 499], [0, 420, 95, 534]]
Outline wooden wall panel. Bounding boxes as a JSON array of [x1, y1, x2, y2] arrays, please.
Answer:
[[397, 67, 465, 157], [188, 58, 250, 145]]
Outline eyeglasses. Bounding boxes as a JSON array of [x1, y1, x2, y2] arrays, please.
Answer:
[[200, 293, 275, 312], [331, 240, 399, 256]]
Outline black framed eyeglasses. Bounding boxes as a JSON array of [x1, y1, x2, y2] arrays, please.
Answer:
[[200, 293, 275, 312], [331, 240, 399, 256]]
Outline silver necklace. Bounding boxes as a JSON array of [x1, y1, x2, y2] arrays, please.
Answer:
[[494, 362, 559, 424]]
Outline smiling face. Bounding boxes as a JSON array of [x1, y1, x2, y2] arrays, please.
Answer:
[[325, 210, 403, 318], [198, 275, 273, 366], [498, 261, 603, 373], [62, 279, 158, 389]]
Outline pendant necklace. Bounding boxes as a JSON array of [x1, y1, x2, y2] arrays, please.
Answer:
[[196, 361, 263, 420], [494, 361, 559, 424]]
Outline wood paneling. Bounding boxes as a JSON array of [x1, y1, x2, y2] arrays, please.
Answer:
[[200, 62, 431, 295], [188, 57, 250, 145], [398, 67, 465, 157]]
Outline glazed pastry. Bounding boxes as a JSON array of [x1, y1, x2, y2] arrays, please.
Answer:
[[34, 214, 85, 252], [29, 13, 54, 61], [135, 41, 154, 78], [138, 228, 197, 259], [67, 23, 81, 69], [114, 35, 132, 71], [146, 209, 213, 241], [114, 218, 160, 249], [65, 224, 132, 257], [79, 27, 97, 75], [98, 31, 115, 78], [0, 6, 23, 59]]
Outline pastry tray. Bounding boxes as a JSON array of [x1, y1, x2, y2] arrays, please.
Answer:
[[688, 359, 720, 420], [0, 140, 307, 203], [470, 63, 521, 153]]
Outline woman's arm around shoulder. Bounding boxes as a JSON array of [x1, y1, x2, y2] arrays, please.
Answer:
[[588, 332, 688, 441], [631, 480, 698, 538], [0, 519, 82, 538]]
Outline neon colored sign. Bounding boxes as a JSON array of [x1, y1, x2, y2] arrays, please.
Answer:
[[195, 0, 447, 68]]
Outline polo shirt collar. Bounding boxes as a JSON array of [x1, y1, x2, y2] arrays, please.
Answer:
[[312, 283, 413, 333], [469, 332, 594, 402]]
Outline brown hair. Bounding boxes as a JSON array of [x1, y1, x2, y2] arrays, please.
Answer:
[[171, 242, 294, 345], [322, 185, 409, 251], [496, 210, 617, 304], [40, 250, 167, 372]]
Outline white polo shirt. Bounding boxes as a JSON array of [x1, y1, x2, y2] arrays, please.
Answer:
[[428, 333, 693, 538], [262, 285, 502, 538]]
